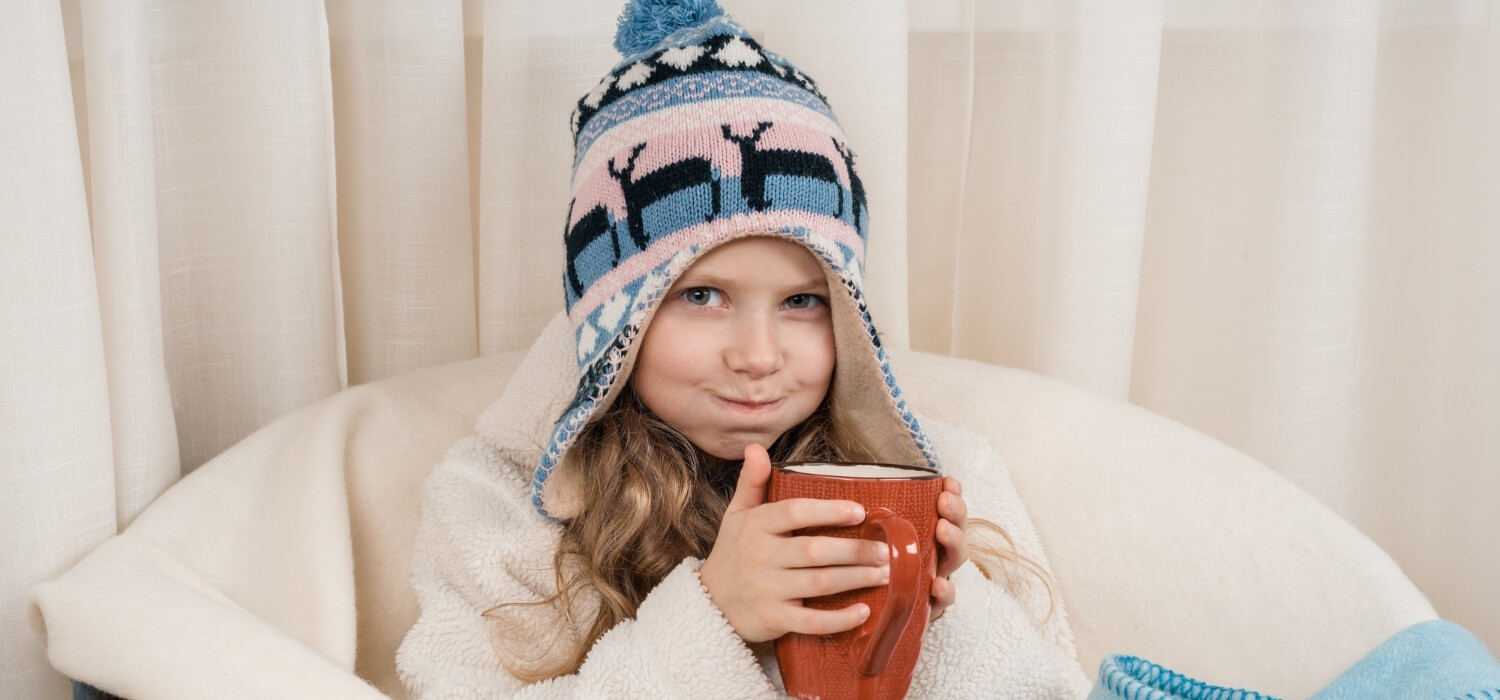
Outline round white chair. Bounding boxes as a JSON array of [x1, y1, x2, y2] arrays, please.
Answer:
[[34, 346, 1434, 699]]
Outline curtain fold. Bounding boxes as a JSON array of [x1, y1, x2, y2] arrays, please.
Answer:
[[476, 0, 613, 356], [1, 3, 116, 699], [326, 0, 479, 386], [147, 0, 345, 473], [78, 0, 180, 529], [910, 0, 1166, 398], [2, 1, 1496, 697], [1353, 0, 1500, 647], [1134, 3, 1382, 512]]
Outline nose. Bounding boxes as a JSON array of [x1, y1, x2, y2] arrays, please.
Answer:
[[725, 312, 783, 378]]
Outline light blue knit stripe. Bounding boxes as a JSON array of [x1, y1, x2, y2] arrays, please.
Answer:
[[563, 176, 862, 312], [574, 72, 839, 164]]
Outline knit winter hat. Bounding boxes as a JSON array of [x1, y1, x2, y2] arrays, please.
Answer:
[[535, 0, 936, 519]]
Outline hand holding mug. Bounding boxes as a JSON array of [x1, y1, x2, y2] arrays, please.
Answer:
[[699, 444, 891, 643], [765, 457, 944, 700], [930, 476, 969, 621]]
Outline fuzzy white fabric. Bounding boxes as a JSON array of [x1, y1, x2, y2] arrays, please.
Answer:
[[30, 355, 523, 699], [396, 313, 1091, 698]]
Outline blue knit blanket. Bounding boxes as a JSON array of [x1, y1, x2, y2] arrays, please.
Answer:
[[1088, 620, 1500, 700]]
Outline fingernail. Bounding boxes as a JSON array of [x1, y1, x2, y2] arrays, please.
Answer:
[[851, 504, 866, 521], [879, 565, 890, 583], [874, 547, 889, 564], [859, 604, 872, 620]]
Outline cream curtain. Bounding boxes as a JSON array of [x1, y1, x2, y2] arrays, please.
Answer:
[[2, 0, 1495, 696]]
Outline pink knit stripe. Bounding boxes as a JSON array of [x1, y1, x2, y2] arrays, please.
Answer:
[[569, 126, 748, 227], [568, 212, 864, 326], [626, 127, 746, 177], [724, 121, 855, 187], [569, 120, 857, 227], [568, 174, 628, 224], [573, 97, 842, 183]]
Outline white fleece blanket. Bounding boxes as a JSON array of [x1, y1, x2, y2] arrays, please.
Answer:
[[395, 314, 1092, 698]]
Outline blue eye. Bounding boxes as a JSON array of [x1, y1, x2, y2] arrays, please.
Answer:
[[784, 294, 825, 310], [682, 288, 723, 307]]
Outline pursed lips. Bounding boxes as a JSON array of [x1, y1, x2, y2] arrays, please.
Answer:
[[713, 395, 787, 413]]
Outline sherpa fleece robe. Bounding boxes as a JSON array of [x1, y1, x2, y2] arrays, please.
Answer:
[[395, 313, 1092, 699]]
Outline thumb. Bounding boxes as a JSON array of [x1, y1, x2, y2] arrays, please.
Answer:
[[726, 443, 772, 514]]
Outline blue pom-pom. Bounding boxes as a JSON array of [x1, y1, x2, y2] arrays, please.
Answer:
[[613, 0, 724, 56]]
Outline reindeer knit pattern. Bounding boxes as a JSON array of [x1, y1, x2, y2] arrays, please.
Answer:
[[564, 14, 868, 359], [534, 1, 937, 519]]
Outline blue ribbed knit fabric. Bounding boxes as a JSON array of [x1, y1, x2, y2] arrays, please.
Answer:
[[1311, 620, 1500, 700], [1088, 656, 1276, 700], [1088, 620, 1500, 700]]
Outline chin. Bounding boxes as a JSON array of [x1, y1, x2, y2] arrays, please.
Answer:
[[703, 447, 745, 461], [702, 433, 785, 461]]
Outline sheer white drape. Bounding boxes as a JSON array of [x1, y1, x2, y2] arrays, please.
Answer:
[[2, 0, 1495, 696]]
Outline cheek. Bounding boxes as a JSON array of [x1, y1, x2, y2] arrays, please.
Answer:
[[634, 317, 708, 387], [631, 348, 694, 426], [798, 323, 837, 387]]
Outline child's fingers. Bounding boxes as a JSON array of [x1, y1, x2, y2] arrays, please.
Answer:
[[726, 443, 773, 514], [938, 490, 968, 527], [935, 478, 970, 580], [758, 497, 866, 535], [784, 563, 891, 598], [935, 517, 968, 579], [930, 575, 956, 620], [784, 603, 872, 637], [776, 535, 889, 569]]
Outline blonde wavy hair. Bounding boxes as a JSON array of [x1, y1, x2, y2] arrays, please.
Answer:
[[487, 382, 1048, 682]]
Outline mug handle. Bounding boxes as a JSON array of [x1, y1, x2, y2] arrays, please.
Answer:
[[854, 507, 922, 676]]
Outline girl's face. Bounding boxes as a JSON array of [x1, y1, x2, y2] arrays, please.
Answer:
[[632, 237, 836, 460]]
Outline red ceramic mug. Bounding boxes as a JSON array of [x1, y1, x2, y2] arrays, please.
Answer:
[[766, 461, 943, 700]]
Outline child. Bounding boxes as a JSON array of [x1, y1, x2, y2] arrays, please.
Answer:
[[395, 1, 1090, 696]]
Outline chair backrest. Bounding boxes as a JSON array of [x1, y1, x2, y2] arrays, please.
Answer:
[[339, 348, 1433, 698], [889, 348, 1435, 698], [344, 354, 525, 697]]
